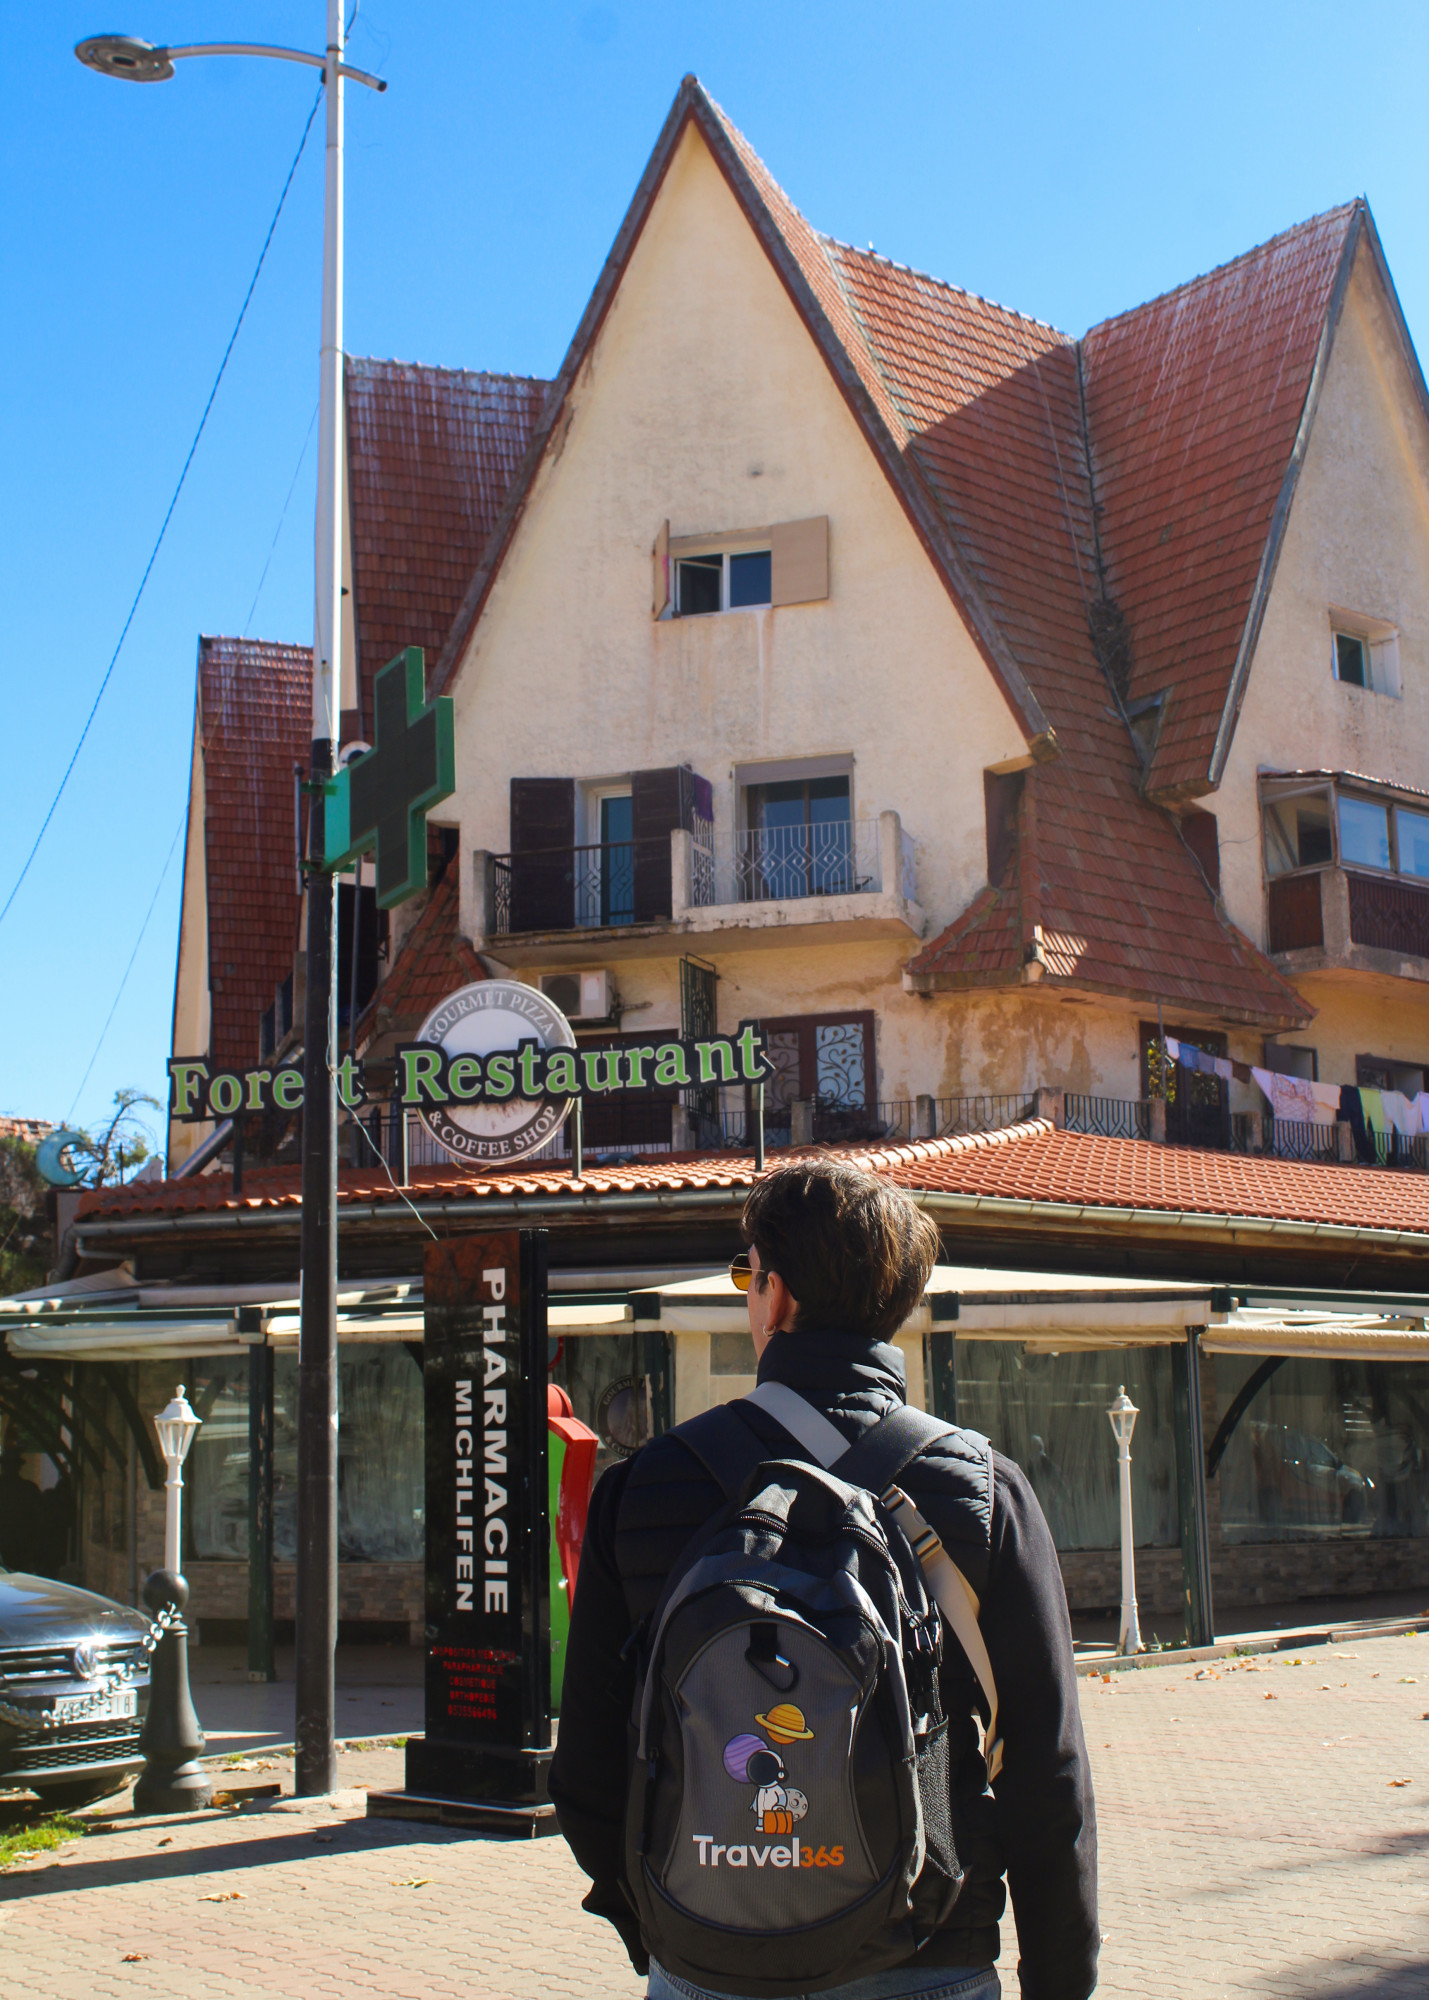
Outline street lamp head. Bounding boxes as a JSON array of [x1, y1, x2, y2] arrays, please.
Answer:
[[154, 1385, 201, 1470], [1107, 1384, 1139, 1448], [75, 35, 175, 82]]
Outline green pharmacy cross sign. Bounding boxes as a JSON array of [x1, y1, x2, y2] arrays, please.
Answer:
[[325, 647, 456, 907]]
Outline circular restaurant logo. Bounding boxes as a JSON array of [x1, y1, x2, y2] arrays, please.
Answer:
[[413, 980, 576, 1164]]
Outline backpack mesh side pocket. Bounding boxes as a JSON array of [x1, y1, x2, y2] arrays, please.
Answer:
[[910, 1716, 962, 1932]]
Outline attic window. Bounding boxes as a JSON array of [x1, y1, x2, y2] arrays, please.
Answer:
[[1334, 632, 1367, 687], [676, 549, 772, 615], [657, 517, 829, 618], [1330, 612, 1400, 696]]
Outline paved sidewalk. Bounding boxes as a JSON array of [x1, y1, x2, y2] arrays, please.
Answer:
[[188, 1646, 423, 1758], [2, 1633, 1426, 1998]]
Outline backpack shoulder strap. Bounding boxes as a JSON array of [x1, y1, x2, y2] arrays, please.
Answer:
[[830, 1401, 951, 1495], [823, 1397, 1006, 1785]]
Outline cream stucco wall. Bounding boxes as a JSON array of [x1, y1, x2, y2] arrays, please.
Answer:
[[1215, 243, 1429, 944], [1208, 240, 1429, 1082], [445, 123, 1035, 1096]]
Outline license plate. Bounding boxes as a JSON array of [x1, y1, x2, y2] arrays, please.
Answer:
[[53, 1687, 137, 1723]]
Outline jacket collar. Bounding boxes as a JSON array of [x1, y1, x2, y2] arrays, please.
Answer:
[[755, 1327, 906, 1409]]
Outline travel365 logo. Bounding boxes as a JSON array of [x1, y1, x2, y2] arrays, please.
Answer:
[[692, 1703, 845, 1870]]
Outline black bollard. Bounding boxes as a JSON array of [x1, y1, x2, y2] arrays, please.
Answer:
[[133, 1570, 214, 1814]]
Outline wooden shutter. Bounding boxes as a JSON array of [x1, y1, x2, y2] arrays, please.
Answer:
[[509, 778, 575, 933], [770, 517, 829, 606], [653, 519, 670, 619], [630, 767, 683, 922]]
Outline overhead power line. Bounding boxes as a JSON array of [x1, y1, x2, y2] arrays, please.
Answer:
[[67, 808, 188, 1120], [0, 82, 324, 936], [243, 399, 319, 636]]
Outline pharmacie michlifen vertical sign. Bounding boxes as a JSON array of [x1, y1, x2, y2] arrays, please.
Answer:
[[407, 1231, 552, 1810]]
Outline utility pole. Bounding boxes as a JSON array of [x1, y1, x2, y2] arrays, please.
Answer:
[[295, 0, 347, 1799]]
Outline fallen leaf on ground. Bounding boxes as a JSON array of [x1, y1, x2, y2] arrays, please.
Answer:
[[199, 1890, 246, 1903], [157, 1838, 173, 1848], [391, 1877, 430, 1888], [312, 1833, 333, 1844], [121, 1954, 149, 1963], [1264, 1692, 1277, 1700], [1400, 1677, 1419, 1684], [1388, 1778, 1413, 1787]]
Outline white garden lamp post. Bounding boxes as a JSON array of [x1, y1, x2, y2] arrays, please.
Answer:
[[1107, 1386, 1143, 1656], [154, 1386, 202, 1576]]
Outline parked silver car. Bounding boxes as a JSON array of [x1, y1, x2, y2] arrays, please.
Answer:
[[0, 1567, 151, 1808]]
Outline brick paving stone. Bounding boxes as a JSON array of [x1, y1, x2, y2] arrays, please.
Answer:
[[3, 1635, 1427, 1998]]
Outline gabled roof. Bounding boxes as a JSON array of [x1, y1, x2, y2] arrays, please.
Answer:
[[1081, 205, 1361, 800], [194, 637, 311, 1070], [345, 358, 549, 731], [426, 76, 1312, 1026], [354, 865, 485, 1052]]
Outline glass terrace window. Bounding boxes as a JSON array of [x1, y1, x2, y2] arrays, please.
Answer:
[[1263, 792, 1332, 876], [1396, 807, 1429, 880], [676, 548, 772, 615], [1338, 795, 1391, 871]]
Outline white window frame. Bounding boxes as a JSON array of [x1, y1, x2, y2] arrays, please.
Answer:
[[581, 779, 633, 850], [671, 530, 772, 617], [1329, 608, 1401, 697]]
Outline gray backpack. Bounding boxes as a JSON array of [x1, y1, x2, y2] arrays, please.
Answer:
[[623, 1386, 1000, 1997]]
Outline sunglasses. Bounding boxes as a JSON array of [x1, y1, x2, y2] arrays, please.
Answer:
[[728, 1252, 773, 1294]]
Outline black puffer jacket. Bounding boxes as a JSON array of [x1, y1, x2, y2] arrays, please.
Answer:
[[550, 1328, 1098, 2000]]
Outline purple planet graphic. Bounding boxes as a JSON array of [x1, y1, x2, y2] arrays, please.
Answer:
[[722, 1733, 766, 1783]]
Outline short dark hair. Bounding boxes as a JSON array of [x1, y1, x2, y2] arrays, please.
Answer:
[[740, 1160, 941, 1342]]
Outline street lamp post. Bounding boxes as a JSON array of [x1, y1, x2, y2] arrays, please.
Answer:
[[153, 1384, 201, 1574], [134, 1384, 211, 1813], [77, 11, 385, 1797], [1107, 1386, 1143, 1656]]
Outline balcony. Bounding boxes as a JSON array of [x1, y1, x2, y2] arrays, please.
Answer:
[[346, 1089, 1429, 1175], [476, 811, 924, 963], [1267, 866, 1429, 980]]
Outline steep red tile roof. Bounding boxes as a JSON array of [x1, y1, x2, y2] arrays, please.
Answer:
[[1081, 206, 1359, 799], [810, 243, 1307, 1023], [345, 359, 549, 732], [75, 1119, 1429, 1244], [354, 865, 484, 1046], [195, 637, 311, 1070]]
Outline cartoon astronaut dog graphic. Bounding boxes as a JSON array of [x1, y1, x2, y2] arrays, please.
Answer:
[[723, 1703, 814, 1835]]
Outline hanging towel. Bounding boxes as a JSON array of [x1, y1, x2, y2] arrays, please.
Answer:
[[1253, 1068, 1318, 1123], [1380, 1090, 1421, 1138], [1416, 1092, 1429, 1133], [1360, 1087, 1389, 1134], [1163, 1036, 1181, 1062], [1212, 1056, 1235, 1082], [1310, 1081, 1345, 1121]]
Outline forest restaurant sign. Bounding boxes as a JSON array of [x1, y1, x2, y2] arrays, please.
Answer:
[[167, 979, 772, 1165]]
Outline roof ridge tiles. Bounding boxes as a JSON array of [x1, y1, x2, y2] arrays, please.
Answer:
[[345, 355, 551, 388], [819, 232, 1070, 338], [1083, 199, 1361, 339]]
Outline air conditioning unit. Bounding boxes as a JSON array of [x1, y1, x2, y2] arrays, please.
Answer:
[[539, 970, 614, 1021]]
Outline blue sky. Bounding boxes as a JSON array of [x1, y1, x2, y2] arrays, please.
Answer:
[[4, 0, 1427, 1148]]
